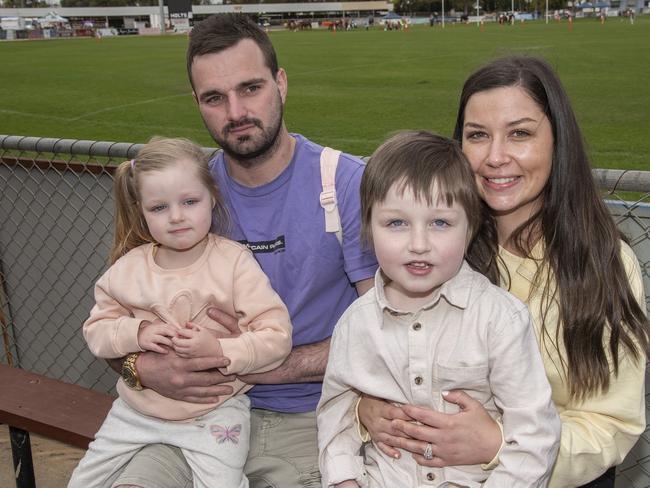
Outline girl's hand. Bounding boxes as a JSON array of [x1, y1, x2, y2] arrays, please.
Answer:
[[137, 320, 175, 353], [357, 395, 414, 459], [393, 390, 502, 468], [173, 322, 224, 359]]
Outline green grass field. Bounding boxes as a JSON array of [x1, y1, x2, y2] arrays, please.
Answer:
[[1, 17, 649, 169]]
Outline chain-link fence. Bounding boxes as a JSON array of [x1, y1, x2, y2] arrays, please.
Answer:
[[1, 134, 650, 486]]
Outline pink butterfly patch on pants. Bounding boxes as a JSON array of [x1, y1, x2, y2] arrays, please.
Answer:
[[210, 424, 242, 444]]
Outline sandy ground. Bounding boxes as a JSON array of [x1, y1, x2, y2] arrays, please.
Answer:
[[0, 424, 84, 487]]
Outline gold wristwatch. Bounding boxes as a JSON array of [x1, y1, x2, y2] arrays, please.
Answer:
[[121, 352, 143, 390]]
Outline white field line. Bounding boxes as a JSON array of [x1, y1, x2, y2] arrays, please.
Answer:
[[69, 92, 192, 121]]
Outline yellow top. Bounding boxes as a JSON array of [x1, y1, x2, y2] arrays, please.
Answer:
[[499, 240, 646, 487]]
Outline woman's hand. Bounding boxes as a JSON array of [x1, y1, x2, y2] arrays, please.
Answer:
[[393, 390, 502, 468], [334, 481, 360, 488], [357, 395, 414, 459]]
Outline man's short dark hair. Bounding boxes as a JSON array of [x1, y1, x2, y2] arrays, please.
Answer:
[[187, 13, 279, 89]]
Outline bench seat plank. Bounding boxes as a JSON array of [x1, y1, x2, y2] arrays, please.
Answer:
[[0, 364, 115, 449]]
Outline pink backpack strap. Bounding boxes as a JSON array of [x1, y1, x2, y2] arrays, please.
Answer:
[[319, 147, 343, 245]]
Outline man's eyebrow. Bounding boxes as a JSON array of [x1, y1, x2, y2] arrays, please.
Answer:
[[238, 78, 266, 88]]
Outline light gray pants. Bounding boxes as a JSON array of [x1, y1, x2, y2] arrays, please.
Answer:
[[113, 408, 321, 488], [68, 396, 250, 488]]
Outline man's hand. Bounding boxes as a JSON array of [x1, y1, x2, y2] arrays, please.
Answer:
[[137, 352, 234, 403], [206, 307, 241, 338]]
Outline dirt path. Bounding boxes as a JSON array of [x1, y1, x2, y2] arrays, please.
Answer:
[[0, 424, 84, 487]]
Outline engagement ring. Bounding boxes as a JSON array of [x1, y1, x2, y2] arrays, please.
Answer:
[[423, 442, 433, 461]]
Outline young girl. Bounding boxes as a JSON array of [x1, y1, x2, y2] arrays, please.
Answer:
[[317, 131, 560, 487], [68, 137, 292, 488]]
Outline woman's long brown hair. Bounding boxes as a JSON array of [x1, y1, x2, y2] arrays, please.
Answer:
[[455, 56, 649, 401]]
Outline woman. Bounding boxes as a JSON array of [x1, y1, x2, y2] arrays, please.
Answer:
[[358, 56, 649, 488]]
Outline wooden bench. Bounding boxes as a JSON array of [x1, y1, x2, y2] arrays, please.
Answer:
[[0, 363, 115, 488]]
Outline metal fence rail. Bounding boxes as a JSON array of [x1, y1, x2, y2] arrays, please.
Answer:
[[1, 134, 650, 486]]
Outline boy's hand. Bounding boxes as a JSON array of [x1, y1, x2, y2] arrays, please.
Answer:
[[173, 322, 225, 359], [137, 320, 175, 353]]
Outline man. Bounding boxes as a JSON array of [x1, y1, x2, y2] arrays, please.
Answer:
[[113, 13, 377, 488]]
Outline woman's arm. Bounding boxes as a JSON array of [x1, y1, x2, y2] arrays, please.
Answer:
[[356, 395, 413, 459], [547, 243, 647, 487], [548, 351, 645, 487]]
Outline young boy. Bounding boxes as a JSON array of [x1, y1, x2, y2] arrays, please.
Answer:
[[316, 131, 560, 487]]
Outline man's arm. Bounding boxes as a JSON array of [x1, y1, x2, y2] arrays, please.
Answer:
[[240, 278, 374, 385], [239, 338, 330, 384], [109, 279, 375, 398]]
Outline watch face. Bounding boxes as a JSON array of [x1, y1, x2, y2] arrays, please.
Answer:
[[122, 356, 140, 389], [123, 369, 137, 388]]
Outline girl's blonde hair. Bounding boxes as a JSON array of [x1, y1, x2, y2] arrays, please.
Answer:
[[110, 136, 229, 264]]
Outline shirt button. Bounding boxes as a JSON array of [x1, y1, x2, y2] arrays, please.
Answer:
[[412, 322, 421, 331], [414, 376, 423, 385], [427, 472, 435, 481]]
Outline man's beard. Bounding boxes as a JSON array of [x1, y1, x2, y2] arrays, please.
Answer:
[[208, 92, 284, 168]]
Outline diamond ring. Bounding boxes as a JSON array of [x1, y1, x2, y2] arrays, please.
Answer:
[[423, 442, 433, 460]]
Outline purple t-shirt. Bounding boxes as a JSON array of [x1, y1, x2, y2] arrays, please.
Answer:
[[211, 134, 377, 413]]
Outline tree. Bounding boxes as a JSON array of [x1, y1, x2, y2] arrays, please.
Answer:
[[2, 0, 50, 6]]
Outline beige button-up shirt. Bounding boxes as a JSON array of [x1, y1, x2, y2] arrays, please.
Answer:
[[317, 262, 560, 487]]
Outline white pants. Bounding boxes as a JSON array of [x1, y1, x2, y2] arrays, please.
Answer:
[[68, 396, 250, 488]]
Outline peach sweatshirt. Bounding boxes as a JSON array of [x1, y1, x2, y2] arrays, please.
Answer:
[[83, 234, 292, 421]]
